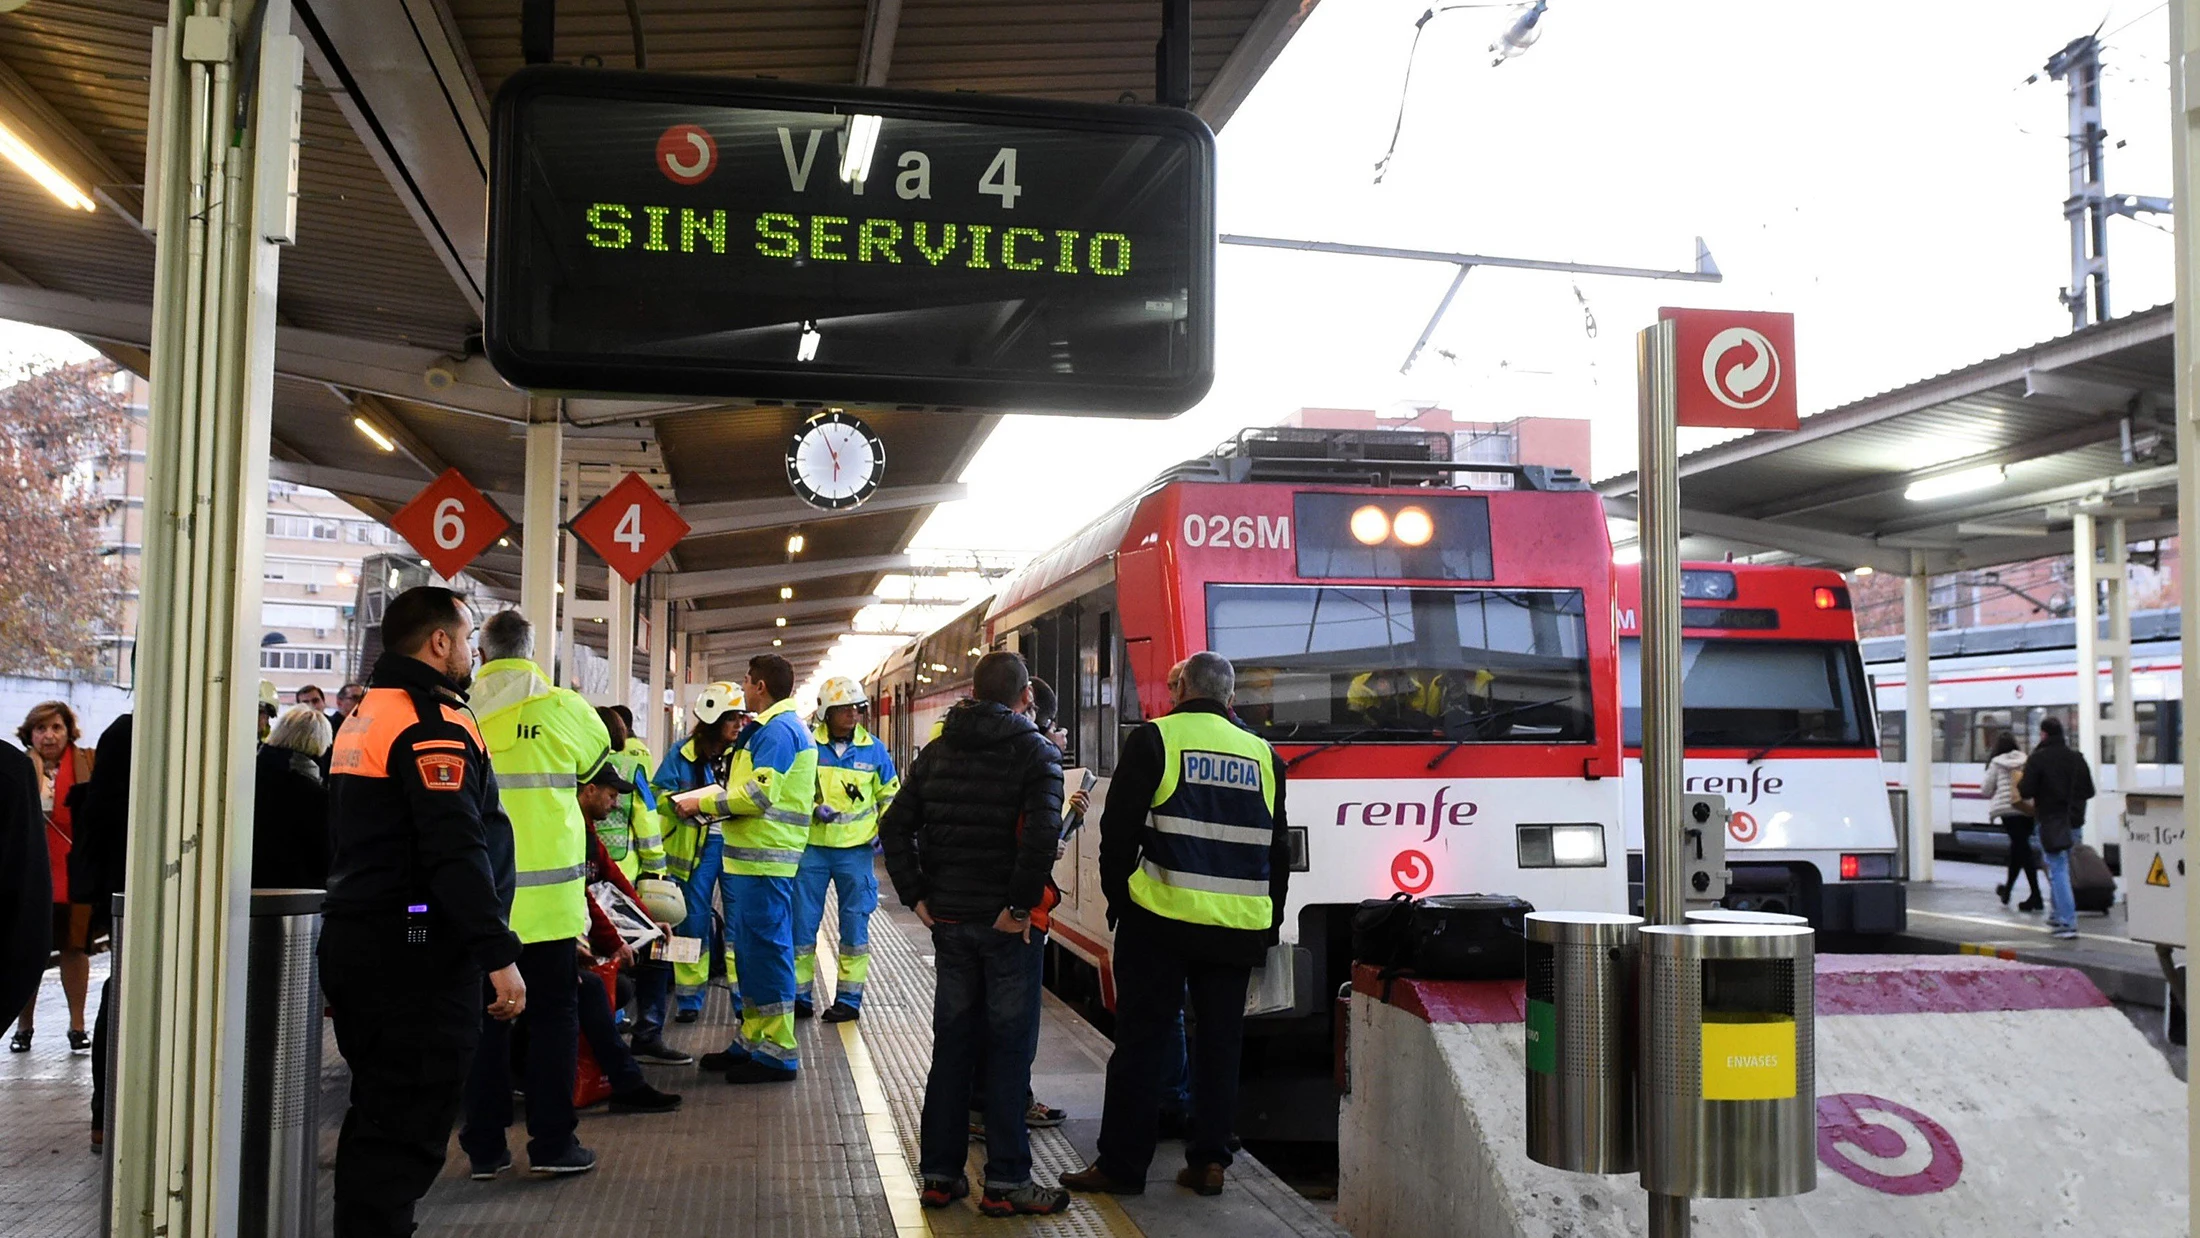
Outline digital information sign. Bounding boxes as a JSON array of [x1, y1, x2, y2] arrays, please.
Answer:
[[486, 68, 1217, 416]]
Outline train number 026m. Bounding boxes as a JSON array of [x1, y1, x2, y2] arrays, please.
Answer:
[[1181, 514, 1292, 550]]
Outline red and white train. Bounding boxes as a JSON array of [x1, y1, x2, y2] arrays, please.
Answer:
[[870, 427, 1629, 1139]]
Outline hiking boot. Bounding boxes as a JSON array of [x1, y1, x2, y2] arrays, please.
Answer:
[[919, 1175, 969, 1209], [821, 1000, 860, 1023], [608, 1084, 682, 1113], [723, 1058, 797, 1085], [795, 998, 815, 1019], [1061, 1164, 1144, 1195], [978, 1182, 1070, 1217], [1026, 1099, 1065, 1128], [630, 1039, 693, 1065], [1177, 1163, 1225, 1196], [468, 1152, 512, 1180], [529, 1145, 598, 1175]]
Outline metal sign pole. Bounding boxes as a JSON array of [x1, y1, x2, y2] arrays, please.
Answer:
[[2167, 6, 2200, 1235], [1636, 317, 1690, 1237]]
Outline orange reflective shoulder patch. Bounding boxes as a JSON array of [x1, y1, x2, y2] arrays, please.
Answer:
[[330, 689, 414, 779], [416, 752, 467, 793], [439, 704, 484, 749]]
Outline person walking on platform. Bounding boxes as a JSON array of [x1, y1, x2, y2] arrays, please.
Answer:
[[1981, 732, 2042, 913], [570, 762, 685, 1112], [321, 586, 527, 1238], [1064, 651, 1291, 1200], [656, 683, 746, 1027], [0, 735, 48, 1048], [2022, 715, 2097, 941], [882, 650, 1070, 1217], [674, 654, 817, 1083], [13, 700, 95, 1055], [795, 676, 897, 1023], [459, 609, 615, 1178]]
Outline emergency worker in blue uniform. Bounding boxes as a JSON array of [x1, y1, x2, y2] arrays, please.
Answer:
[[654, 685, 744, 1024], [794, 676, 898, 1022]]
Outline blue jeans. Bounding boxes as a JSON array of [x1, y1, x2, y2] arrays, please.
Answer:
[[919, 920, 1045, 1189], [2041, 828, 2082, 931], [633, 959, 672, 1041], [793, 843, 879, 1008], [1160, 1003, 1190, 1117]]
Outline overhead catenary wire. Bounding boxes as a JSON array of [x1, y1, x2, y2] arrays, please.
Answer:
[[1372, 2, 1538, 184]]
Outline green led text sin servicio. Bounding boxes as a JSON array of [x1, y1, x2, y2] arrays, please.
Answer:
[[583, 204, 1133, 276]]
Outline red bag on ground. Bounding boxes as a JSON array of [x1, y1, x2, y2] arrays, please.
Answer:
[[572, 958, 619, 1108]]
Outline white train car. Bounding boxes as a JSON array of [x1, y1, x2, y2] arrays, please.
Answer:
[[1863, 610, 2182, 859]]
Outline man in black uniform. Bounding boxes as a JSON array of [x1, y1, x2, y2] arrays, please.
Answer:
[[322, 586, 527, 1238]]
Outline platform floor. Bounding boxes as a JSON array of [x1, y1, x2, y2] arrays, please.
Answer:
[[2, 887, 1342, 1238], [1896, 859, 2176, 1002]]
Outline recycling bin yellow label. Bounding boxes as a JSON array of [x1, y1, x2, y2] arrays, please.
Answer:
[[1700, 1015, 1796, 1101]]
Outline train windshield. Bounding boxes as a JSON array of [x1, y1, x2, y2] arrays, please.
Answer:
[[1620, 638, 1873, 749], [1207, 584, 1595, 744]]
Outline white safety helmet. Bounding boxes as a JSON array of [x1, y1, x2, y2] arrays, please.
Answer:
[[818, 676, 868, 711], [635, 877, 689, 926], [693, 680, 740, 725]]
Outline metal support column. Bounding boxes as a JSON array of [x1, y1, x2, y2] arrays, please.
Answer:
[[2170, 8, 2200, 1228], [114, 3, 301, 1233], [559, 460, 581, 686], [647, 581, 671, 751], [1635, 317, 1689, 1238], [520, 399, 562, 666], [1904, 559, 1936, 882], [2106, 517, 2139, 813]]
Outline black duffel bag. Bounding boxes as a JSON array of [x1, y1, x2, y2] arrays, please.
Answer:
[[1351, 892, 1534, 981]]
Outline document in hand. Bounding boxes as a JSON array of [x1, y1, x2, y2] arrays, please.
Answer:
[[671, 784, 730, 823]]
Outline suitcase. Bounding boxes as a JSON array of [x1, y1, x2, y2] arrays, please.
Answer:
[[2070, 843, 2116, 914], [573, 959, 620, 1108], [1410, 894, 1534, 980]]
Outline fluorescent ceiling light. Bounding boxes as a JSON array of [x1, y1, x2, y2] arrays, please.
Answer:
[[839, 113, 882, 184], [0, 117, 95, 211], [352, 416, 396, 452], [1903, 465, 2005, 503]]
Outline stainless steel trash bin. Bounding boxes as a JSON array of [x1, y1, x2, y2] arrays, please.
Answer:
[[241, 889, 325, 1238], [1639, 923, 1816, 1199], [1685, 909, 1807, 927], [1524, 911, 1642, 1173]]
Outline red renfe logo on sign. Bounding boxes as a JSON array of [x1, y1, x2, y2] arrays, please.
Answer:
[[389, 469, 510, 581], [1659, 308, 1798, 432], [569, 472, 690, 583]]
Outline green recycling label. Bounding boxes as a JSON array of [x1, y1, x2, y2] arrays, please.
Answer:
[[1526, 999, 1556, 1075]]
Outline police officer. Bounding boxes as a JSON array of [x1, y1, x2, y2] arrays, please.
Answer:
[[457, 609, 614, 1178], [794, 676, 898, 1023], [322, 586, 526, 1238], [1063, 651, 1291, 1200], [673, 653, 817, 1083]]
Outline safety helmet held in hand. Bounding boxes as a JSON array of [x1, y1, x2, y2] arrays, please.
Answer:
[[818, 676, 868, 710], [635, 877, 688, 925], [693, 681, 740, 724]]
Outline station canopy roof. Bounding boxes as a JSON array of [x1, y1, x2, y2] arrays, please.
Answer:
[[1597, 305, 2177, 579], [0, 0, 1313, 681]]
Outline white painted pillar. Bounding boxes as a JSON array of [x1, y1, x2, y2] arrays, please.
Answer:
[[647, 580, 670, 751], [2075, 511, 2105, 785], [2106, 518, 2139, 814], [519, 400, 561, 668], [601, 567, 633, 708], [559, 459, 580, 687], [114, 4, 298, 1232], [1904, 561, 1936, 882], [2169, 6, 2200, 1226]]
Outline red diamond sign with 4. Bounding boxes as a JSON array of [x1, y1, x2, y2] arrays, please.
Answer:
[[1659, 308, 1799, 431], [389, 469, 511, 581], [570, 472, 690, 582]]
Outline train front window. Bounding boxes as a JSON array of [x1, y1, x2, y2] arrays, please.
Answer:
[[1621, 638, 1871, 749], [1207, 584, 1595, 743]]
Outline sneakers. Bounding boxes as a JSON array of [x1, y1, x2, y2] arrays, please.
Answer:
[[723, 1058, 798, 1085], [468, 1152, 513, 1180], [529, 1145, 599, 1175], [698, 1048, 740, 1072], [1061, 1164, 1144, 1195], [794, 998, 815, 1019], [608, 1084, 683, 1113], [821, 1000, 860, 1024], [2052, 927, 2080, 940], [68, 1030, 90, 1056], [1025, 1100, 1065, 1128], [978, 1183, 1071, 1217], [1176, 1163, 1225, 1196], [630, 1039, 694, 1065], [919, 1175, 970, 1209], [673, 1008, 700, 1024]]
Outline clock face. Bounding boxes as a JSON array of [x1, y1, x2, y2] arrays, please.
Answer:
[[785, 411, 885, 510]]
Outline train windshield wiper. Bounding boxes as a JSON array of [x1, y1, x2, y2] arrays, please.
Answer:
[[1745, 727, 1809, 764], [1284, 726, 1428, 770], [1425, 697, 1577, 770]]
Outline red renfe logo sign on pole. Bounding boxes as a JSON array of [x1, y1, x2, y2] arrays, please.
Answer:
[[389, 469, 511, 580], [1658, 308, 1798, 432], [569, 472, 690, 582]]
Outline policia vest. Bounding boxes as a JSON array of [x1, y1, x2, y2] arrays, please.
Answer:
[[1130, 712, 1279, 931]]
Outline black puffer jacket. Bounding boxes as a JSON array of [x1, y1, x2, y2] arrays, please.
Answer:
[[881, 699, 1063, 922]]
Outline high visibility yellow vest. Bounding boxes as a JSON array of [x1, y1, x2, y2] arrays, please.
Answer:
[[698, 697, 817, 877], [810, 722, 899, 849], [1129, 710, 1278, 931], [472, 659, 613, 943]]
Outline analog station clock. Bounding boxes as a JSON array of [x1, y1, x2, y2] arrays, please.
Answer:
[[785, 410, 885, 510]]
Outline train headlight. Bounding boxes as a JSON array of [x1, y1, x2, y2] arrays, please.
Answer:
[[1517, 823, 1607, 868], [1349, 505, 1390, 545], [1392, 505, 1435, 546]]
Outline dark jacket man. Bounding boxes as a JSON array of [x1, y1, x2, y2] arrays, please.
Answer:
[[0, 740, 49, 1024], [2021, 717, 2096, 852], [881, 697, 1064, 923]]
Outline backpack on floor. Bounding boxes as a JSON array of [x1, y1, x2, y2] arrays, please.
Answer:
[[2069, 843, 2116, 914]]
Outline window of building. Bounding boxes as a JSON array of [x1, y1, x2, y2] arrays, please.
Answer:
[[258, 648, 337, 671]]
